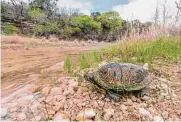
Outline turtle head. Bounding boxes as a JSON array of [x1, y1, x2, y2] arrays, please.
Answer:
[[84, 71, 95, 83]]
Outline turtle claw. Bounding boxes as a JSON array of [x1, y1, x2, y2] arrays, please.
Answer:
[[135, 88, 148, 98], [107, 91, 122, 101]]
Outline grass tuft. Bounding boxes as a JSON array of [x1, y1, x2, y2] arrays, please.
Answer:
[[80, 55, 90, 69], [65, 57, 72, 74]]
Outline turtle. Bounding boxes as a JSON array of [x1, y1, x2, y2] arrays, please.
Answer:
[[84, 63, 151, 101]]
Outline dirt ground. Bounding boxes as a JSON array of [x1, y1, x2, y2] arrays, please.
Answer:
[[1, 35, 181, 121], [1, 35, 105, 98]]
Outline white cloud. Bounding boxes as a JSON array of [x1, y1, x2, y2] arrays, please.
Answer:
[[57, 0, 93, 15], [113, 0, 179, 23], [3, 0, 93, 15]]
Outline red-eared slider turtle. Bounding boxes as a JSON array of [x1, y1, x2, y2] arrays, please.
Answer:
[[84, 63, 151, 101]]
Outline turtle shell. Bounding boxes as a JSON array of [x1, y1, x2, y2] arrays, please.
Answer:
[[92, 63, 149, 92]]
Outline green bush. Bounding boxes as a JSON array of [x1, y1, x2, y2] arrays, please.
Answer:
[[73, 15, 102, 33], [34, 22, 60, 35], [4, 25, 16, 35]]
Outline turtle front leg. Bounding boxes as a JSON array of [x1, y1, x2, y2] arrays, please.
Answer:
[[107, 91, 122, 101], [135, 88, 149, 97]]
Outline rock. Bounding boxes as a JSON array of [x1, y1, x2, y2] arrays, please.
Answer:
[[16, 113, 26, 121], [69, 81, 79, 90], [51, 87, 63, 95], [41, 87, 50, 96], [160, 84, 168, 90], [48, 110, 56, 115], [161, 111, 169, 119], [1, 108, 8, 118], [7, 103, 18, 108], [154, 116, 164, 122], [63, 87, 74, 95], [54, 113, 69, 121], [139, 103, 148, 108], [9, 106, 19, 113], [103, 109, 114, 120], [53, 101, 64, 111], [35, 115, 42, 121], [127, 106, 134, 112], [139, 108, 152, 119], [131, 95, 137, 102], [76, 109, 96, 121], [38, 97, 46, 102], [16, 95, 34, 105], [141, 96, 150, 101], [126, 99, 133, 106], [56, 61, 64, 67], [45, 96, 53, 103], [120, 104, 128, 111]]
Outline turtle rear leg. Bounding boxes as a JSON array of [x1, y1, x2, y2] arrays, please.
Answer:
[[107, 91, 122, 101]]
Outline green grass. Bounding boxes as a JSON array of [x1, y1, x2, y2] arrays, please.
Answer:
[[66, 36, 181, 72], [65, 57, 72, 74]]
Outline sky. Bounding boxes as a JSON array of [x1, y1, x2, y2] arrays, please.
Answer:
[[56, 0, 179, 23], [5, 0, 180, 23]]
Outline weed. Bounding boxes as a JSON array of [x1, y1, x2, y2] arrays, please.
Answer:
[[65, 57, 72, 74], [92, 50, 101, 63], [80, 55, 90, 69]]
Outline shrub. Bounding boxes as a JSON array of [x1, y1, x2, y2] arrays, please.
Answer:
[[4, 25, 16, 35]]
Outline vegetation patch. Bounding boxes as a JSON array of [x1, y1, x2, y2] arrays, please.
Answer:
[[65, 36, 181, 74]]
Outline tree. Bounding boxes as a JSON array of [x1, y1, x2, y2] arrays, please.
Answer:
[[29, 0, 58, 20], [28, 7, 46, 24], [97, 11, 122, 41], [97, 12, 122, 31], [154, 2, 160, 26], [71, 15, 101, 39], [175, 0, 181, 24], [91, 12, 101, 21]]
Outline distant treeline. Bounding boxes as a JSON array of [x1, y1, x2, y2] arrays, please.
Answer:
[[1, 0, 153, 41]]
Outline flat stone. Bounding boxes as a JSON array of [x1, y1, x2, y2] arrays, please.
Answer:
[[120, 104, 128, 111], [139, 108, 152, 119], [45, 96, 53, 103], [16, 113, 26, 121], [9, 106, 19, 113], [7, 103, 18, 108], [54, 113, 69, 121], [1, 108, 8, 117], [141, 96, 150, 101], [38, 97, 46, 102], [154, 116, 164, 122], [161, 111, 169, 119], [51, 87, 63, 95], [41, 87, 50, 96], [63, 87, 74, 96], [35, 115, 42, 121], [56, 61, 64, 67], [76, 109, 96, 121], [69, 81, 79, 90], [104, 109, 114, 120]]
